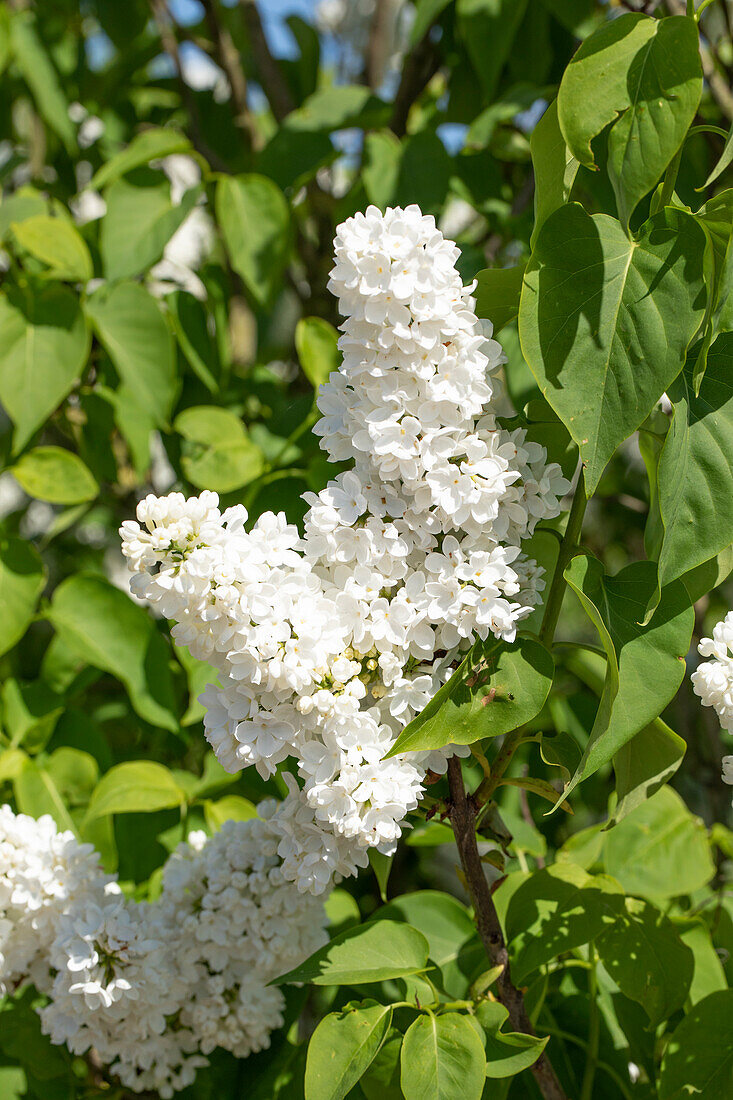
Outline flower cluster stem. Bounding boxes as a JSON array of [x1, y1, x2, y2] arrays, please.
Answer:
[[447, 758, 568, 1100]]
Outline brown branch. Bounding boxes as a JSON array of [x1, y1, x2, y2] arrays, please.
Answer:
[[389, 30, 441, 137], [366, 0, 392, 89], [149, 0, 231, 171], [666, 0, 733, 121], [237, 0, 295, 123], [200, 0, 260, 149], [447, 758, 567, 1100]]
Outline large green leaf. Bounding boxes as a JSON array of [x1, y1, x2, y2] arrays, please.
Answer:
[[14, 756, 76, 834], [84, 761, 186, 824], [613, 719, 685, 823], [659, 991, 733, 1099], [557, 13, 701, 227], [12, 214, 93, 282], [602, 786, 715, 899], [654, 336, 733, 596], [562, 555, 693, 798], [596, 897, 694, 1025], [284, 85, 389, 132], [305, 1002, 392, 1100], [174, 405, 265, 492], [86, 282, 177, 428], [295, 316, 340, 389], [90, 127, 191, 190], [10, 11, 76, 153], [47, 574, 178, 731], [519, 204, 707, 494], [274, 920, 429, 986], [0, 538, 46, 658], [215, 174, 290, 307], [386, 637, 553, 757], [504, 863, 625, 983], [375, 891, 481, 997], [100, 175, 201, 280], [12, 446, 98, 505], [456, 0, 529, 101], [400, 1013, 485, 1100], [360, 1029, 403, 1100], [474, 266, 525, 334], [474, 1002, 548, 1079], [530, 99, 579, 248], [0, 284, 90, 452]]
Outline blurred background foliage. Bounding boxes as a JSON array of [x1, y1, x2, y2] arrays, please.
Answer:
[[1, 0, 733, 1037]]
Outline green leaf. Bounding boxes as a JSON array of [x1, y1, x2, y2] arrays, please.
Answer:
[[474, 1001, 548, 1079], [504, 863, 625, 983], [85, 761, 185, 824], [0, 284, 90, 453], [362, 130, 402, 209], [474, 266, 525, 334], [602, 786, 715, 899], [47, 574, 178, 731], [2, 678, 63, 753], [274, 920, 429, 986], [360, 1029, 403, 1100], [376, 891, 481, 998], [613, 718, 685, 823], [305, 1002, 392, 1100], [295, 316, 340, 389], [174, 405, 265, 492], [100, 175, 201, 280], [0, 537, 46, 657], [0, 187, 48, 242], [456, 0, 529, 102], [89, 127, 192, 190], [215, 174, 290, 308], [10, 11, 76, 153], [596, 897, 694, 1026], [387, 637, 554, 757], [562, 555, 693, 798], [557, 14, 701, 227], [654, 336, 733, 598], [12, 446, 98, 505], [519, 204, 707, 494], [368, 849, 393, 903], [400, 1013, 485, 1100], [530, 99, 579, 248], [203, 795, 257, 831], [659, 990, 733, 1099], [284, 85, 389, 132], [14, 756, 76, 833], [86, 282, 177, 429], [12, 215, 93, 282], [680, 921, 728, 1005], [705, 122, 733, 188]]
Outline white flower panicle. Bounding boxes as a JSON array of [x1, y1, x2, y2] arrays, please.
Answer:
[[691, 611, 733, 733], [0, 806, 326, 1098], [120, 205, 569, 894], [0, 805, 110, 997]]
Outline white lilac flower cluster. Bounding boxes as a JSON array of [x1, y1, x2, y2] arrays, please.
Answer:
[[120, 205, 569, 895], [0, 805, 326, 1097], [691, 611, 733, 800]]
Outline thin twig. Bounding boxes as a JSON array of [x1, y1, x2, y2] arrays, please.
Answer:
[[237, 0, 295, 122], [148, 0, 230, 170], [390, 30, 441, 137], [200, 0, 260, 149], [447, 758, 568, 1100]]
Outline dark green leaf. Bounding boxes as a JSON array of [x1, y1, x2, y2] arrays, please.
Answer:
[[659, 991, 733, 1099], [613, 719, 685, 823], [0, 284, 90, 453], [474, 1001, 548, 1079], [530, 99, 579, 248], [387, 637, 554, 756], [597, 897, 694, 1025], [216, 174, 291, 307], [400, 1012, 485, 1100], [474, 265, 525, 334], [90, 128, 192, 190], [519, 204, 707, 493], [305, 1002, 392, 1100], [456, 0, 529, 102], [10, 11, 76, 153], [274, 920, 429, 986], [0, 537, 46, 657], [603, 786, 715, 899]]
